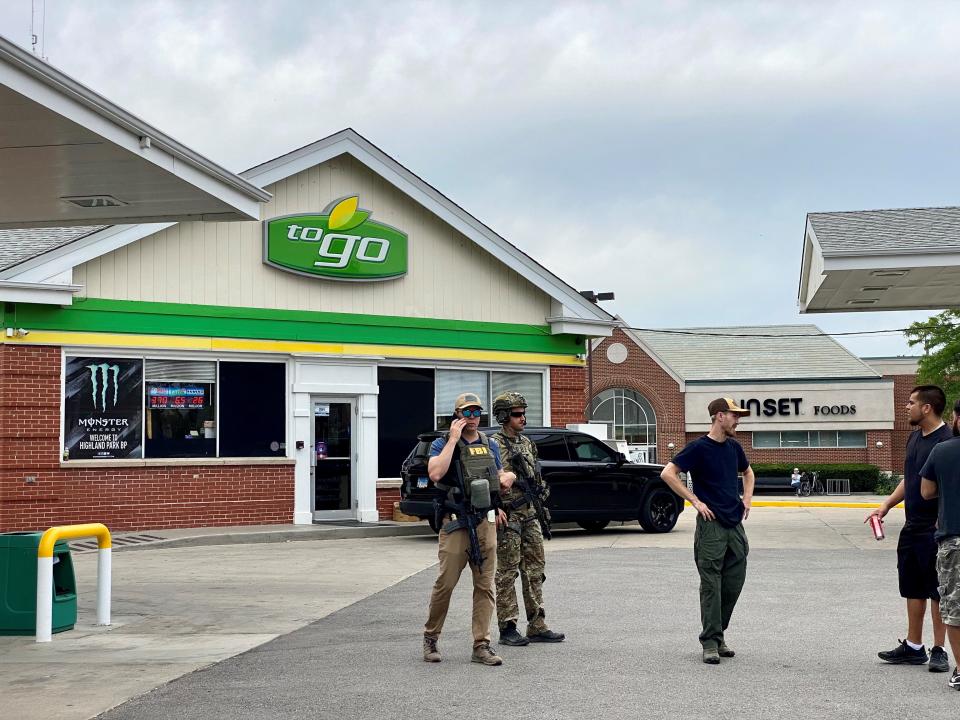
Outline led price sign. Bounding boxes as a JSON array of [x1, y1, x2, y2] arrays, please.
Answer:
[[148, 385, 206, 410]]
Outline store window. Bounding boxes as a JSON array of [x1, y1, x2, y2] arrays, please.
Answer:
[[63, 355, 288, 461], [378, 367, 435, 477], [590, 388, 657, 459], [434, 369, 545, 430], [144, 360, 216, 458], [752, 430, 866, 448], [436, 369, 489, 429], [63, 356, 143, 460], [219, 361, 286, 457]]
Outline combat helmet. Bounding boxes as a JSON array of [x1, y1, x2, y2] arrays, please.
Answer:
[[493, 391, 527, 424]]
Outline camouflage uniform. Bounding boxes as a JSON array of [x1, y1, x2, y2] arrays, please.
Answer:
[[492, 431, 550, 634]]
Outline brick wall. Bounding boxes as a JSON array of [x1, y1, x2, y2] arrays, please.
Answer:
[[376, 487, 400, 518], [0, 344, 294, 532], [550, 365, 586, 427], [889, 373, 917, 477], [590, 329, 685, 463]]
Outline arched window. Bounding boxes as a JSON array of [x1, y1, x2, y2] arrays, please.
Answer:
[[590, 388, 657, 461]]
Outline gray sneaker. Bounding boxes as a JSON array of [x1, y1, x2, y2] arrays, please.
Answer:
[[702, 647, 720, 664], [422, 635, 441, 663], [718, 642, 735, 658], [471, 642, 503, 666], [929, 646, 949, 673]]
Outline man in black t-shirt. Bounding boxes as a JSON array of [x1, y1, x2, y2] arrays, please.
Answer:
[[662, 397, 754, 665], [866, 385, 951, 672], [920, 398, 960, 691]]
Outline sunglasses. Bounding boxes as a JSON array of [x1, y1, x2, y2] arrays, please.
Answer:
[[510, 411, 526, 418], [460, 408, 483, 418]]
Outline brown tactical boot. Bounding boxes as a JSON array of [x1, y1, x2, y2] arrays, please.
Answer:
[[471, 642, 503, 666], [422, 634, 441, 663], [702, 647, 720, 664]]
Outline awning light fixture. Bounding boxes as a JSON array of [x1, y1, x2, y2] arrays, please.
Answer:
[[60, 195, 128, 209]]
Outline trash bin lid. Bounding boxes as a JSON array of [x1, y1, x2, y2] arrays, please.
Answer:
[[0, 532, 69, 550]]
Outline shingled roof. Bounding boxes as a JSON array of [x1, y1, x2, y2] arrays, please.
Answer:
[[0, 226, 106, 272], [807, 207, 960, 257], [628, 324, 880, 382]]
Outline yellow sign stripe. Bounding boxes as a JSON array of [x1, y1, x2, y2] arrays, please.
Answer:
[[4, 330, 585, 366]]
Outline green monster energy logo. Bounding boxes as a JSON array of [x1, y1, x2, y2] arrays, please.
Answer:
[[87, 363, 120, 411], [263, 196, 408, 281]]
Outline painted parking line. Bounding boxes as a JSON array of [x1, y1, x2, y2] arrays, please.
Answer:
[[683, 500, 905, 509]]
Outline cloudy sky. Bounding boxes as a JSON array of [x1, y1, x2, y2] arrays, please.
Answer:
[[2, 1, 956, 356]]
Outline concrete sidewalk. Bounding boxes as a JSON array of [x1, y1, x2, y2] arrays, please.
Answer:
[[1, 502, 904, 720]]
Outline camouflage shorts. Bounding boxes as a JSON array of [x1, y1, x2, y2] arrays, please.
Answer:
[[937, 537, 960, 626]]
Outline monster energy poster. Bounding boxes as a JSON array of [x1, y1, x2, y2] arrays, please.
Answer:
[[63, 357, 143, 459]]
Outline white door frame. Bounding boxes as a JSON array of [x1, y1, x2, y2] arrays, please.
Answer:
[[290, 356, 379, 525], [310, 395, 357, 521]]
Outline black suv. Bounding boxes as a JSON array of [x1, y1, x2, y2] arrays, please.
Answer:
[[399, 427, 684, 533]]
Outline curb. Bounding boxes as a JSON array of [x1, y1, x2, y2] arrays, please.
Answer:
[[99, 523, 436, 553], [684, 500, 905, 510]]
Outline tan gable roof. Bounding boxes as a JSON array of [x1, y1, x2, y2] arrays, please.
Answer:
[[628, 324, 880, 382]]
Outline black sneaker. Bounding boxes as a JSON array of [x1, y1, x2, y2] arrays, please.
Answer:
[[527, 628, 565, 643], [929, 646, 950, 673], [499, 622, 529, 646], [878, 639, 928, 665], [949, 667, 960, 690]]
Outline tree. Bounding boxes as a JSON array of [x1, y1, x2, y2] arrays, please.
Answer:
[[904, 309, 960, 408]]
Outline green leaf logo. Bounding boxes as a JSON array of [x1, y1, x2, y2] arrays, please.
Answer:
[[327, 196, 370, 231]]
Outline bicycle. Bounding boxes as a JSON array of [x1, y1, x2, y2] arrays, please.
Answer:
[[798, 471, 825, 497]]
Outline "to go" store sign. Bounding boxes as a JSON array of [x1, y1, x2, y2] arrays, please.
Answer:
[[263, 196, 407, 281]]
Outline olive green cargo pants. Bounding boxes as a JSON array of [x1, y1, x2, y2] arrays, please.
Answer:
[[694, 515, 749, 649]]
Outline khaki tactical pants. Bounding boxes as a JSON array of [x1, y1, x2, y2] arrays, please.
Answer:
[[424, 517, 497, 646], [694, 515, 749, 649]]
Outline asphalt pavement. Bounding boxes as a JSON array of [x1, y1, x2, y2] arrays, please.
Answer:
[[4, 501, 958, 720]]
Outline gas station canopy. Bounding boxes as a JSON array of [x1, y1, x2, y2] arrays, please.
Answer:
[[798, 206, 960, 313], [0, 35, 270, 229]]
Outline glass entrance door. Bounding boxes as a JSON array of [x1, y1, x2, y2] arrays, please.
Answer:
[[311, 398, 354, 519]]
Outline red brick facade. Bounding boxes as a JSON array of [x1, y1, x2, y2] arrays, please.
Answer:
[[550, 365, 587, 428], [889, 373, 918, 476], [376, 487, 400, 518], [0, 344, 294, 532], [590, 329, 685, 463]]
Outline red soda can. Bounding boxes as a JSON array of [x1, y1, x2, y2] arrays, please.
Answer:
[[869, 515, 885, 541]]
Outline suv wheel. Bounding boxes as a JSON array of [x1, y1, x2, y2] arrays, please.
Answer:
[[576, 520, 609, 533], [639, 487, 679, 533]]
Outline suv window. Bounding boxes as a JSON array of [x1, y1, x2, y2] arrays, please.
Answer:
[[529, 433, 570, 461], [568, 435, 617, 463]]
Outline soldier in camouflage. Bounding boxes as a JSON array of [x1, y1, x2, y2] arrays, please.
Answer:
[[491, 391, 565, 646]]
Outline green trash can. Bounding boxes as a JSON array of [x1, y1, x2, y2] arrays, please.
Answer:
[[0, 532, 77, 635]]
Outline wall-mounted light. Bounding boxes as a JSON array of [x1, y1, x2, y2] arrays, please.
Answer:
[[875, 441, 884, 449], [5, 328, 29, 338], [667, 443, 675, 450]]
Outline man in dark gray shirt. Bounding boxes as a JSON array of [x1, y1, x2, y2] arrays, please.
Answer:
[[920, 398, 960, 692]]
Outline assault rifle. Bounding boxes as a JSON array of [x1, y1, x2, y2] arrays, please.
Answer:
[[508, 446, 552, 541], [438, 447, 487, 568]]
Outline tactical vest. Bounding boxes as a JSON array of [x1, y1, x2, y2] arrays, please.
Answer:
[[438, 433, 499, 511], [493, 431, 544, 510]]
